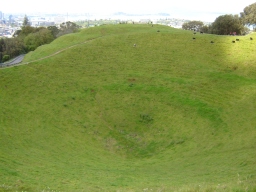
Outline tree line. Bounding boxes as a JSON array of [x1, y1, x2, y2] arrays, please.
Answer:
[[0, 15, 81, 63], [182, 2, 256, 35]]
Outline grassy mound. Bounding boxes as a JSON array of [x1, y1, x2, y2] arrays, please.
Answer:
[[1, 24, 256, 191]]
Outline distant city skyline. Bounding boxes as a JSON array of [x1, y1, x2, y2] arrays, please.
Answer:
[[1, 0, 256, 22]]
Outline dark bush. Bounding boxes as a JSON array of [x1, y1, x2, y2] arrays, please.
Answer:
[[140, 114, 153, 123], [2, 55, 10, 62]]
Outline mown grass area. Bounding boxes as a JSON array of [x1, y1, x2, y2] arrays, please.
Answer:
[[1, 24, 256, 191]]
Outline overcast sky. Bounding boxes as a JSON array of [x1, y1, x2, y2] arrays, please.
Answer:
[[1, 0, 256, 21]]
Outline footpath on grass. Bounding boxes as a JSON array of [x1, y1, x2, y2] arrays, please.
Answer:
[[0, 37, 102, 69]]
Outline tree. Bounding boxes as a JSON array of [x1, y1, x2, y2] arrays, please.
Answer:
[[22, 15, 30, 27], [24, 28, 54, 51], [57, 21, 81, 37], [0, 38, 4, 62], [200, 25, 209, 33], [16, 26, 35, 39], [209, 14, 245, 35], [24, 33, 38, 51], [240, 2, 256, 30], [182, 20, 205, 31], [1, 38, 25, 58], [47, 26, 60, 38]]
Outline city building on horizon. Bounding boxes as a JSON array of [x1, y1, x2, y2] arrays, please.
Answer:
[[54, 16, 65, 24]]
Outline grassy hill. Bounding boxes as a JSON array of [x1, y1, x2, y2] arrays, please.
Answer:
[[0, 24, 256, 191]]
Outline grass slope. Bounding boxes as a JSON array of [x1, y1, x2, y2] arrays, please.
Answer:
[[1, 24, 256, 191]]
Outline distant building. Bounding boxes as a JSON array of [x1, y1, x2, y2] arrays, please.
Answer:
[[0, 27, 4, 36], [54, 16, 65, 24], [39, 21, 55, 27], [0, 11, 2, 20], [126, 20, 134, 24], [139, 19, 152, 24], [9, 15, 14, 23], [30, 17, 55, 27]]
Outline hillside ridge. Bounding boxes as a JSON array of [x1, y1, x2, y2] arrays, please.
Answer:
[[0, 24, 256, 191]]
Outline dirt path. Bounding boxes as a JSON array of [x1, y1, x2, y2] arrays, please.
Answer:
[[0, 37, 101, 69]]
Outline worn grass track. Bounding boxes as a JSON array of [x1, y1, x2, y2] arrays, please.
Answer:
[[0, 24, 256, 191]]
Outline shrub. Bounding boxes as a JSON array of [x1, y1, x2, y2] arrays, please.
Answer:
[[140, 113, 153, 123], [2, 55, 10, 62]]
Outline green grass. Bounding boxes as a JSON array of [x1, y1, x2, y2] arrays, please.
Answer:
[[1, 24, 256, 191]]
